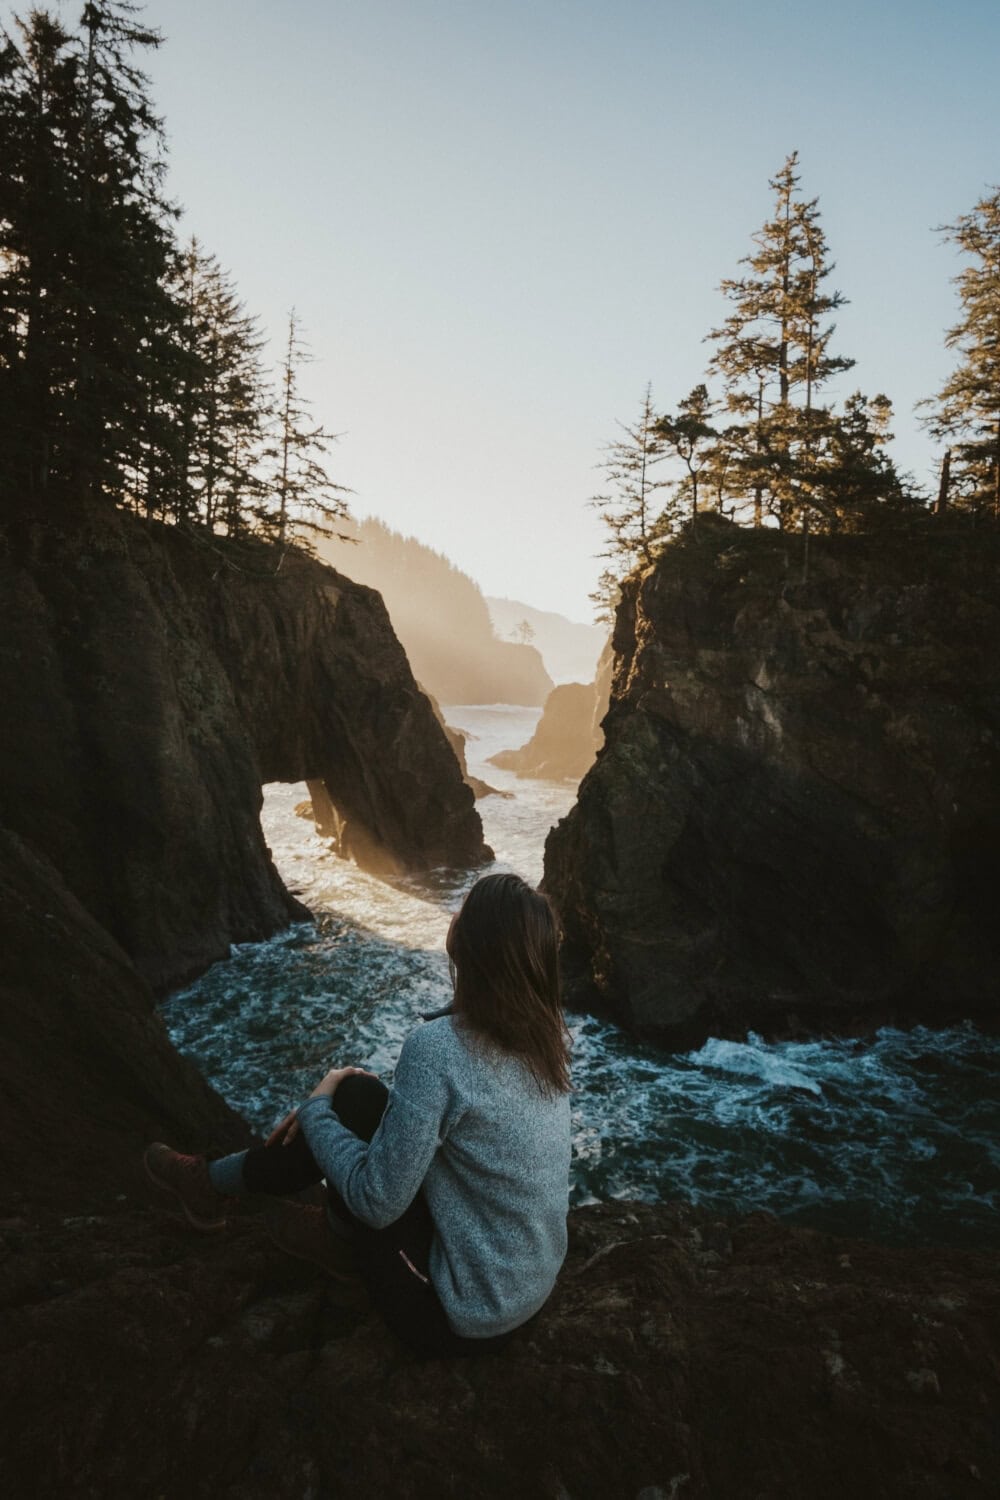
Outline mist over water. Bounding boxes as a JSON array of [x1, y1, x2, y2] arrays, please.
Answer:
[[164, 706, 1000, 1250]]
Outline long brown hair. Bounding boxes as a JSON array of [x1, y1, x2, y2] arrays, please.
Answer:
[[446, 873, 571, 1095]]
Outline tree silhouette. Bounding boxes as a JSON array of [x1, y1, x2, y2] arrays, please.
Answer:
[[589, 383, 671, 617], [921, 189, 1000, 519], [264, 309, 350, 547], [707, 152, 853, 530], [653, 384, 718, 524], [0, 2, 176, 504]]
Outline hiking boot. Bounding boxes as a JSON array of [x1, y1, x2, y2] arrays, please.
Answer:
[[265, 1200, 364, 1293], [144, 1142, 228, 1231]]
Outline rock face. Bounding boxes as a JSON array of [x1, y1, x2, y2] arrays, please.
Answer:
[[489, 680, 607, 782], [2, 1196, 998, 1498], [544, 521, 1000, 1044], [0, 826, 250, 1211], [0, 503, 489, 993], [419, 686, 509, 800]]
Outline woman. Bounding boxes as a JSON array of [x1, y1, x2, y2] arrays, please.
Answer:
[[144, 873, 572, 1358]]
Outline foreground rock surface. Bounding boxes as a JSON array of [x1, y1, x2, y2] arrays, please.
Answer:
[[544, 521, 1000, 1044], [1, 1195, 996, 1499], [0, 504, 488, 993]]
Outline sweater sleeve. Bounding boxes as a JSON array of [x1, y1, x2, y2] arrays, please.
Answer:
[[295, 1028, 458, 1230]]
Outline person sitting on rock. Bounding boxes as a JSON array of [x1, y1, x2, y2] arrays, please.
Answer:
[[144, 872, 573, 1359]]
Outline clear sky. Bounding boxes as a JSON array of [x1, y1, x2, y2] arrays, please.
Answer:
[[47, 0, 1000, 617]]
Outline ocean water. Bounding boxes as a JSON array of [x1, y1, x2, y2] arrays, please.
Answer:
[[163, 705, 1000, 1250]]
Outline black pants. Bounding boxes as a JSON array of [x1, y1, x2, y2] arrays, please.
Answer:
[[241, 1074, 512, 1360]]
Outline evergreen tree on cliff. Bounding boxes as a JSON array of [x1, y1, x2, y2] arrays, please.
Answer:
[[817, 391, 911, 529], [163, 237, 272, 533], [0, 3, 177, 505], [589, 383, 671, 619], [263, 309, 350, 547], [706, 152, 854, 530], [0, 10, 75, 497], [922, 188, 1000, 519], [653, 384, 718, 523]]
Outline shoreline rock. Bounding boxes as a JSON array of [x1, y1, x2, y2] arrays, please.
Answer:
[[488, 667, 611, 784]]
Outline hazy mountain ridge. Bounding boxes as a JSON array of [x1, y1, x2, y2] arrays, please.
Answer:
[[486, 596, 606, 684], [315, 519, 552, 705]]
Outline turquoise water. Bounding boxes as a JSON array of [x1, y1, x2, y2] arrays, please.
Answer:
[[163, 706, 1000, 1251]]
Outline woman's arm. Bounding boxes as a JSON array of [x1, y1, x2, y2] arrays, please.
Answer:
[[295, 1030, 457, 1229], [267, 1066, 374, 1147]]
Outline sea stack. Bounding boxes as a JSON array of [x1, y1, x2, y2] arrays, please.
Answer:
[[544, 519, 1000, 1045]]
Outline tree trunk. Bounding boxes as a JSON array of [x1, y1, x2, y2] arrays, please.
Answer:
[[935, 448, 951, 515]]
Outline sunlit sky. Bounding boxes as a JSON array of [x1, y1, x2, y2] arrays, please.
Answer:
[[51, 0, 1000, 617]]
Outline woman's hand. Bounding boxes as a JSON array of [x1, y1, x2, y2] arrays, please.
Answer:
[[267, 1066, 376, 1147], [309, 1065, 376, 1101], [266, 1108, 300, 1148]]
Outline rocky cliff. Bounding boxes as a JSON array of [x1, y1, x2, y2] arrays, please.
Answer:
[[0, 503, 489, 994], [2, 507, 999, 1497], [0, 498, 488, 1216], [544, 519, 1000, 1044]]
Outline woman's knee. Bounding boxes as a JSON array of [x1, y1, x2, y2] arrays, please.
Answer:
[[333, 1072, 389, 1142]]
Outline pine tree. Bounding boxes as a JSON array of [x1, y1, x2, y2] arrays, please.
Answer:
[[921, 188, 1000, 519], [653, 384, 718, 524], [0, 10, 78, 497], [264, 309, 350, 547], [164, 237, 271, 533], [817, 392, 910, 529], [589, 383, 670, 617], [0, 3, 177, 505], [707, 152, 854, 529]]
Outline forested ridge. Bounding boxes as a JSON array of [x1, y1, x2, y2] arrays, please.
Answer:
[[317, 517, 553, 705]]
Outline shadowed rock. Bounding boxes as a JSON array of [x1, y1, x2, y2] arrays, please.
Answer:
[[544, 521, 1000, 1044], [0, 827, 250, 1209], [419, 686, 510, 800], [0, 503, 489, 993]]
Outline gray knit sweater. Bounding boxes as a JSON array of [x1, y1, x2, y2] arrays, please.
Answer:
[[295, 1016, 571, 1338]]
